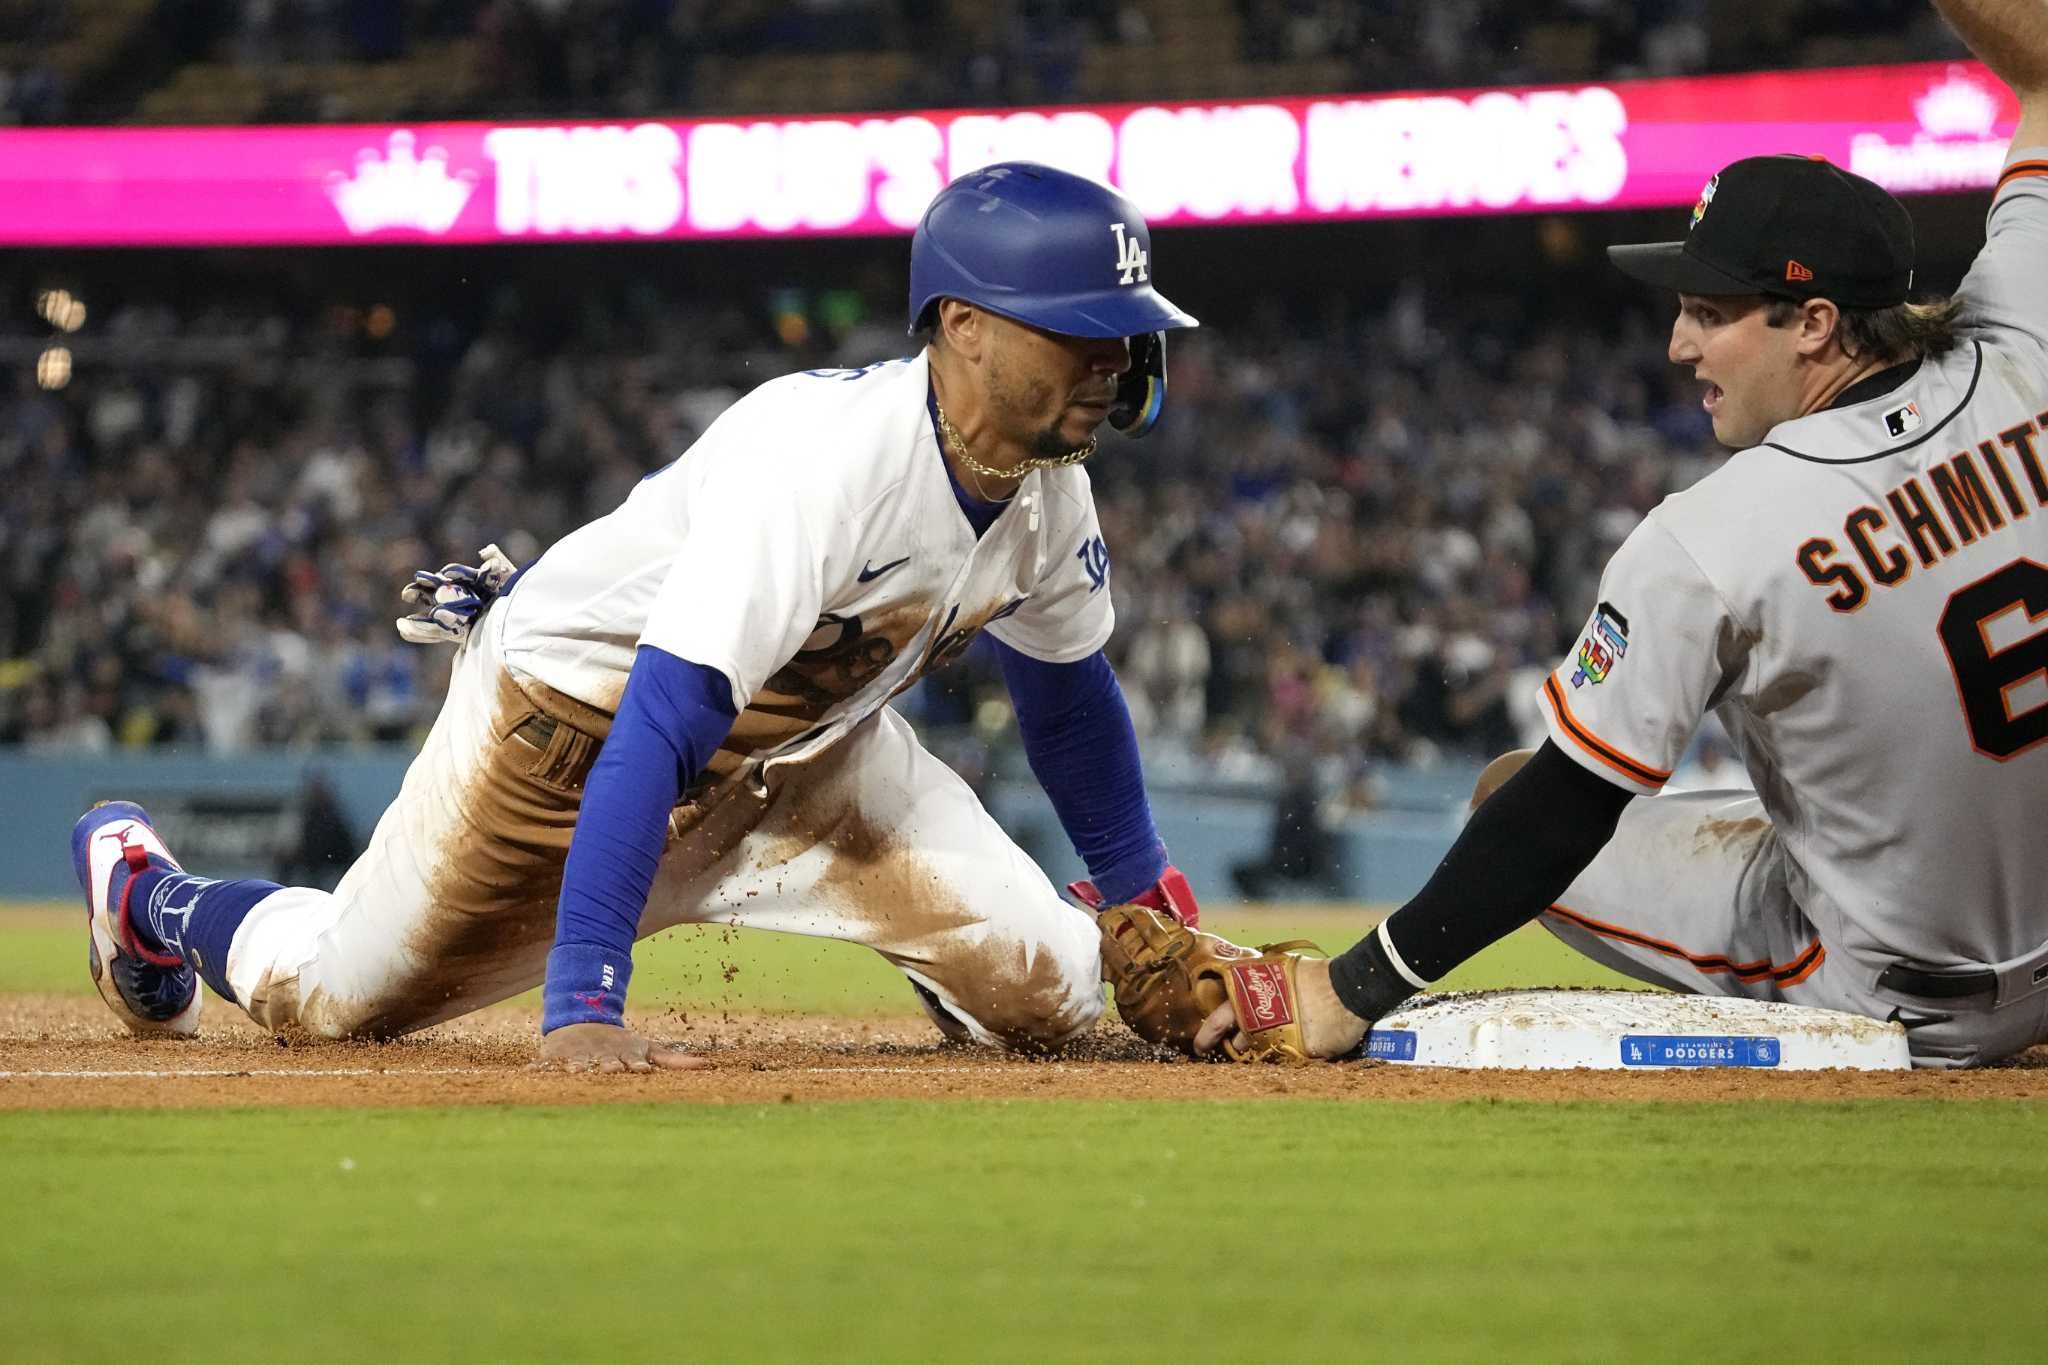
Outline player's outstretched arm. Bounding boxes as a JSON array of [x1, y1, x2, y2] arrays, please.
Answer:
[[1195, 741, 1635, 1059], [532, 645, 737, 1074], [990, 640, 1204, 921], [1934, 0, 2048, 149]]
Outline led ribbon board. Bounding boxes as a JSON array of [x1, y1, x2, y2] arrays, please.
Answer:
[[0, 61, 2017, 245]]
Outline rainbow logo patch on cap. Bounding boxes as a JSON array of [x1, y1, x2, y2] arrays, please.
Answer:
[[1689, 174, 1719, 232]]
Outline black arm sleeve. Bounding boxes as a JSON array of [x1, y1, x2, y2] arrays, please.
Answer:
[[1327, 739, 1635, 1021]]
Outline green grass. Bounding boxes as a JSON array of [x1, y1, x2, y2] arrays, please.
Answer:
[[6, 904, 2039, 1362], [0, 901, 1634, 1011], [5, 1100, 2046, 1364]]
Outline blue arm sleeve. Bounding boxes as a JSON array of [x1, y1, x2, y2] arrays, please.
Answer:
[[542, 644, 737, 1032], [994, 639, 1167, 904]]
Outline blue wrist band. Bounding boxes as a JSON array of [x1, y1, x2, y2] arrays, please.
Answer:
[[542, 942, 634, 1033]]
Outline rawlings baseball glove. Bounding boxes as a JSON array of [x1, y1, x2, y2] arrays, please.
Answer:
[[1096, 903, 1325, 1063]]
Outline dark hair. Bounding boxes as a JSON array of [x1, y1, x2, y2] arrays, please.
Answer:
[[912, 298, 945, 348], [1763, 295, 1963, 364]]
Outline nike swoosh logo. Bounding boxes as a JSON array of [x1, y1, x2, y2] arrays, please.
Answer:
[[858, 556, 910, 583]]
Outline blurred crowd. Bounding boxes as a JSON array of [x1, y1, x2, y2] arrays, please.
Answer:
[[1235, 0, 1957, 88], [1022, 282, 1714, 803], [2, 0, 1963, 126], [0, 269, 1718, 794], [251, 0, 1962, 110], [0, 0, 70, 124]]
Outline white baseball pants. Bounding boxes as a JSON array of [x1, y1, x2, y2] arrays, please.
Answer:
[[220, 607, 1104, 1049], [1539, 789, 2048, 1068]]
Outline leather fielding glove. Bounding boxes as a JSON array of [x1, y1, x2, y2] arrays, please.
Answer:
[[1094, 901, 1325, 1063], [396, 544, 518, 645]]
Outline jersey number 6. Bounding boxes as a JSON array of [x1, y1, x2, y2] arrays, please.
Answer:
[[1939, 558, 2048, 761]]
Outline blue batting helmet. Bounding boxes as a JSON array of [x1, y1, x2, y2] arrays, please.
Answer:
[[908, 162, 1199, 339]]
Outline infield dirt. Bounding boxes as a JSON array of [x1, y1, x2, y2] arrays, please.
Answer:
[[5, 993, 2045, 1110]]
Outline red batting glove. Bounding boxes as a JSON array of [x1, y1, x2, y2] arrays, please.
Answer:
[[1068, 864, 1200, 928]]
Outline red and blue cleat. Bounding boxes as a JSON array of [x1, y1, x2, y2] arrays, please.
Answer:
[[71, 802, 202, 1037]]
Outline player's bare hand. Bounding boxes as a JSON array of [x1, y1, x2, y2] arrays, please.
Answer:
[[1192, 956, 1371, 1060], [533, 1022, 710, 1073]]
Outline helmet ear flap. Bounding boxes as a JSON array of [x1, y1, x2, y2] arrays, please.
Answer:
[[1108, 331, 1168, 438]]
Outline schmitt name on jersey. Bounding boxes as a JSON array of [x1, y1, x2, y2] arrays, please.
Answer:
[[1796, 406, 2048, 614]]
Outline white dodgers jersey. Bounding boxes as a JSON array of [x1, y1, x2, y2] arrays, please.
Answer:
[[1543, 150, 2048, 973], [497, 352, 1115, 794]]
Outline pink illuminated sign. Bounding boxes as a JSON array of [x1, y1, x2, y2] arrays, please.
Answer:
[[0, 61, 2020, 246]]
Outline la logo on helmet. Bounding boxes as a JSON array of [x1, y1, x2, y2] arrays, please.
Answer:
[[1110, 222, 1149, 285]]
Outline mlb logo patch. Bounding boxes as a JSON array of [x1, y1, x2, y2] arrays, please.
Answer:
[[1883, 401, 1922, 438], [1569, 601, 1630, 689]]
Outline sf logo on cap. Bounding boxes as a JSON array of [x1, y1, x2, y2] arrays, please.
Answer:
[[1110, 222, 1149, 285], [1689, 174, 1719, 232]]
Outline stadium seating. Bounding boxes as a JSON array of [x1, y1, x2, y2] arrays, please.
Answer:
[[8, 0, 1961, 127]]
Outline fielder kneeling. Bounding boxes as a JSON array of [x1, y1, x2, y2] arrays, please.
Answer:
[[1197, 0, 2048, 1071]]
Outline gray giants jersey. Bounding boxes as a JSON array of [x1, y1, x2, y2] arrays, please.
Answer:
[[1542, 150, 2048, 975]]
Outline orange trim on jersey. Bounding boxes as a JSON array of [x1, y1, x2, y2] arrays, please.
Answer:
[[1998, 160, 2048, 191], [1546, 903, 1827, 986], [1540, 675, 1672, 789]]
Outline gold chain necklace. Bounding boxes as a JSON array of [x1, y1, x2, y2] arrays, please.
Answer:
[[933, 401, 1096, 494]]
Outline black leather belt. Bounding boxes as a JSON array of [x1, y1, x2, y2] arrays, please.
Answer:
[[1875, 962, 1996, 999]]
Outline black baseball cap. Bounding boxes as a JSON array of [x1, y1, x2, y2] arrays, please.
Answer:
[[1608, 155, 1915, 307]]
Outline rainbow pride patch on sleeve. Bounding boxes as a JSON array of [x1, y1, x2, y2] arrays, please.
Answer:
[[1570, 601, 1630, 688]]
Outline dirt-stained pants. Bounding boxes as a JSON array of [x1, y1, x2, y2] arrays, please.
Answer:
[[1538, 788, 2048, 1069], [222, 607, 1104, 1049]]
